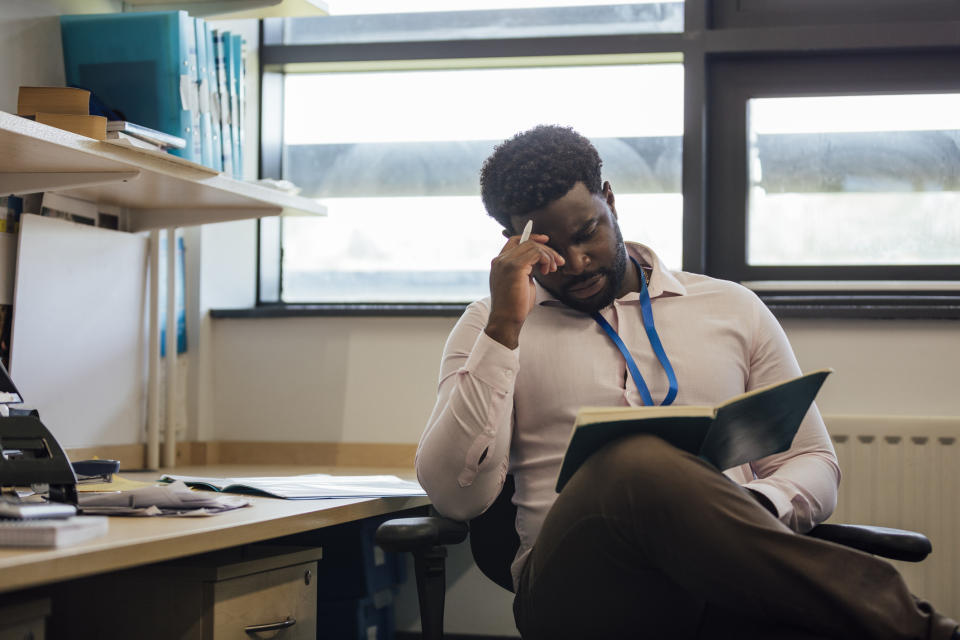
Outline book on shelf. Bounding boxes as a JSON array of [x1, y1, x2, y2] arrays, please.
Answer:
[[193, 17, 215, 169], [213, 28, 236, 177], [33, 113, 107, 140], [555, 369, 832, 492], [160, 473, 428, 499], [202, 20, 223, 172], [0, 515, 108, 548], [0, 196, 22, 234], [106, 120, 186, 150], [16, 86, 90, 116], [232, 32, 246, 179], [39, 192, 98, 227], [105, 131, 164, 151]]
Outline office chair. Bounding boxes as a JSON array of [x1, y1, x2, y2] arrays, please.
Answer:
[[375, 475, 932, 640]]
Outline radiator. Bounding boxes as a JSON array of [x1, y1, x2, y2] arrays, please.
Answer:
[[825, 415, 960, 619]]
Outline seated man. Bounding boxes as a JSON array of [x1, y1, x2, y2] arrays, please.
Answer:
[[416, 125, 958, 639]]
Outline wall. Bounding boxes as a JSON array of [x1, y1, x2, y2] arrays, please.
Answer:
[[0, 0, 123, 114], [208, 313, 960, 635], [209, 317, 960, 443]]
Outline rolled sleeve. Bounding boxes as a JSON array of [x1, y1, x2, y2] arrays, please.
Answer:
[[742, 292, 840, 532], [416, 301, 518, 521]]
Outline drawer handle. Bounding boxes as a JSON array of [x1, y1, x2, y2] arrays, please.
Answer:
[[245, 617, 296, 634]]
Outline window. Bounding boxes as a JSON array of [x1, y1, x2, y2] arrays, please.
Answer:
[[254, 2, 960, 317], [707, 52, 960, 289], [261, 3, 685, 304], [747, 94, 960, 267], [279, 61, 683, 303]]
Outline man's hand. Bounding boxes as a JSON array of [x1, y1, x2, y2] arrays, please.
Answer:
[[484, 231, 564, 349]]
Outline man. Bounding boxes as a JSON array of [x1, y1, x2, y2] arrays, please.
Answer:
[[416, 125, 957, 639]]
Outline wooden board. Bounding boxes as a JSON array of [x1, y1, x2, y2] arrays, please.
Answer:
[[10, 214, 148, 447]]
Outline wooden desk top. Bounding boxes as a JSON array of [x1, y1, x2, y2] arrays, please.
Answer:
[[0, 465, 429, 594]]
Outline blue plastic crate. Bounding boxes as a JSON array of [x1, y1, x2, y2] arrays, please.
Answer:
[[316, 590, 395, 640], [278, 515, 405, 600]]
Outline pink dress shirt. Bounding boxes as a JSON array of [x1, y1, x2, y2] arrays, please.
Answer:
[[416, 242, 840, 588]]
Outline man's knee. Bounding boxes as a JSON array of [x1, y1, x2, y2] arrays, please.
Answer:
[[575, 434, 705, 501]]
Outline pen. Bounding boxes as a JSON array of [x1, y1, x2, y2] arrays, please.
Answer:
[[520, 219, 533, 243]]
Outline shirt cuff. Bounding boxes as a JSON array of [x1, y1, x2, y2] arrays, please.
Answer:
[[462, 330, 520, 393], [743, 481, 791, 522]]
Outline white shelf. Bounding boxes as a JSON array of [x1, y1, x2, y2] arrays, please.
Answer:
[[0, 111, 325, 231], [121, 0, 328, 20]]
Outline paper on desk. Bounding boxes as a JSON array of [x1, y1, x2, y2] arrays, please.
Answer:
[[76, 474, 161, 493], [161, 473, 428, 499], [78, 480, 251, 516]]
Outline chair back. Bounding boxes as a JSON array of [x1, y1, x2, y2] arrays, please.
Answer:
[[469, 474, 520, 593]]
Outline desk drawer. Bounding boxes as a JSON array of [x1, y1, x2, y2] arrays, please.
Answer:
[[49, 546, 322, 640], [208, 561, 316, 640]]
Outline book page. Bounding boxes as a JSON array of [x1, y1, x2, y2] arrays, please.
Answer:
[[574, 404, 715, 427]]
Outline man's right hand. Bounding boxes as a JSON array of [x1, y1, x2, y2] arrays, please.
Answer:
[[484, 231, 564, 350]]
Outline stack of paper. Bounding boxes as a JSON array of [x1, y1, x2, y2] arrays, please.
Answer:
[[0, 516, 108, 548]]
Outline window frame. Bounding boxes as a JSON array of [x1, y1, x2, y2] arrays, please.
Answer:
[[249, 1, 960, 318]]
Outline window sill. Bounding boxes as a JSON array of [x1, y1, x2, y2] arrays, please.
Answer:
[[210, 303, 469, 318], [212, 292, 960, 320], [758, 293, 960, 319]]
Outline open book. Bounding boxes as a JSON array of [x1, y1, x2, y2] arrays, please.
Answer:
[[555, 369, 832, 492], [160, 473, 427, 500]]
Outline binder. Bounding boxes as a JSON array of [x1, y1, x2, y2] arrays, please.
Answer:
[[224, 31, 243, 178], [232, 33, 246, 179], [193, 17, 214, 169], [203, 21, 223, 172], [213, 29, 235, 177], [159, 234, 187, 357], [60, 11, 201, 163]]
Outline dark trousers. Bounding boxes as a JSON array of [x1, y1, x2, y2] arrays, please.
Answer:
[[513, 434, 957, 640]]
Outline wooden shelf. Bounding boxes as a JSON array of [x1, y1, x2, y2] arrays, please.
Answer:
[[121, 0, 328, 20], [0, 111, 325, 231]]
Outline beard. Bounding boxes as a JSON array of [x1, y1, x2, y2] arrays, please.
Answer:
[[551, 223, 628, 314]]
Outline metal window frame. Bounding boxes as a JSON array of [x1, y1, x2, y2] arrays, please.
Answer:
[[250, 2, 960, 318]]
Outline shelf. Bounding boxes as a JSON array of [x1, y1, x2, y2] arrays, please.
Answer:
[[121, 0, 328, 20], [0, 111, 325, 231]]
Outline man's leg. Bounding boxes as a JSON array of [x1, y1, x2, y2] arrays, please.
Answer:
[[513, 434, 957, 640]]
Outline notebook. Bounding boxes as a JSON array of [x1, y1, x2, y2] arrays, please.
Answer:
[[0, 516, 108, 548]]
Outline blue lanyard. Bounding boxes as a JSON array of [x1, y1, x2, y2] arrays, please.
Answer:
[[591, 258, 678, 406]]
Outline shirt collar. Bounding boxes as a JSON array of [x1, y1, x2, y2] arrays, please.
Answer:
[[536, 241, 686, 306]]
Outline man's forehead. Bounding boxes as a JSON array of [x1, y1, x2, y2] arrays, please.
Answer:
[[510, 192, 604, 233]]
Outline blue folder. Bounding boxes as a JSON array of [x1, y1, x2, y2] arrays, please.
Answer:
[[193, 17, 215, 169], [224, 31, 243, 178], [203, 21, 223, 172], [213, 29, 235, 177], [60, 11, 201, 164], [232, 33, 246, 179]]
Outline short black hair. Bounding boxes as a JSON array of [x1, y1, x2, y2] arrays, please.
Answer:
[[479, 125, 603, 230]]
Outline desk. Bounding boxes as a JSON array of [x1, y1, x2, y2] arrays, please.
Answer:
[[0, 464, 429, 596]]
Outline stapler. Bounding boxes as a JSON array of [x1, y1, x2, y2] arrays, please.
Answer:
[[0, 361, 78, 506], [0, 411, 78, 506]]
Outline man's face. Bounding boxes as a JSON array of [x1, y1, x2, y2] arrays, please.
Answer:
[[509, 181, 628, 314]]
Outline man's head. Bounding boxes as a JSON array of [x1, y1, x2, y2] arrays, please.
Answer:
[[480, 125, 632, 313]]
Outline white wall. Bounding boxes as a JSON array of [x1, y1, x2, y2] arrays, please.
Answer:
[[0, 0, 123, 115], [208, 316, 960, 443], [207, 314, 960, 636]]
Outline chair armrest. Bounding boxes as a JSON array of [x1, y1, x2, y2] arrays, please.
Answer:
[[807, 524, 932, 562], [375, 517, 469, 553]]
